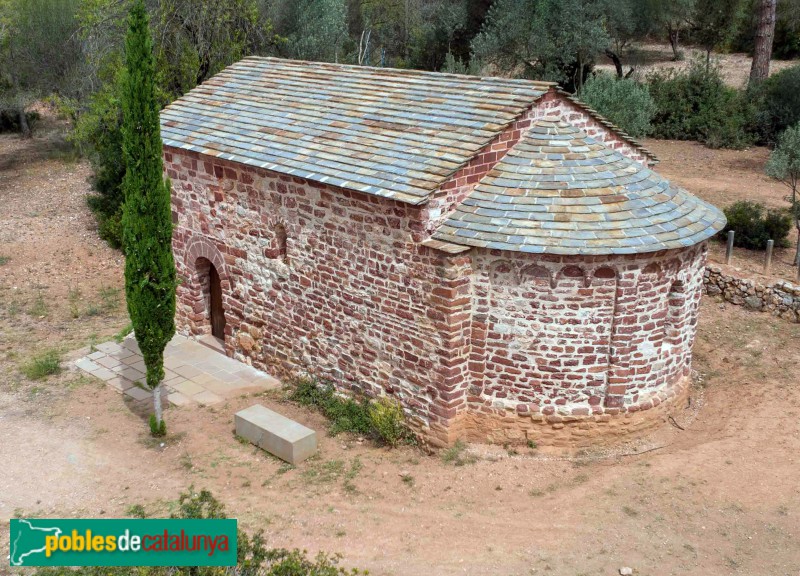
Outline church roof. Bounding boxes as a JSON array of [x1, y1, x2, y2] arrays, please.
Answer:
[[432, 118, 725, 255], [161, 57, 554, 204]]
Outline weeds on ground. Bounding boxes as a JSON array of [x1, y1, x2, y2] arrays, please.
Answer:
[[622, 505, 639, 517], [343, 457, 362, 494], [6, 300, 20, 317], [114, 323, 133, 342], [0, 255, 10, 266], [441, 440, 478, 466], [126, 504, 147, 518], [289, 376, 415, 446], [179, 452, 194, 471], [29, 293, 49, 318], [98, 286, 121, 313], [302, 458, 346, 485], [22, 350, 62, 380]]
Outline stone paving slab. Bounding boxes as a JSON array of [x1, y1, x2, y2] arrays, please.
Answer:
[[74, 333, 281, 409]]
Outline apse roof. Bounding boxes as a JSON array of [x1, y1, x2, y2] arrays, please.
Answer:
[[432, 117, 725, 255]]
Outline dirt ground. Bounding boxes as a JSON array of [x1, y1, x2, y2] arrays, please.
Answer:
[[2, 116, 800, 576], [595, 42, 800, 88]]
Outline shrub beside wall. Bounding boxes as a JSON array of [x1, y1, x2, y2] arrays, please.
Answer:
[[719, 201, 793, 249]]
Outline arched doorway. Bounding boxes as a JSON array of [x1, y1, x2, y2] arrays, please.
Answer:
[[209, 264, 226, 340]]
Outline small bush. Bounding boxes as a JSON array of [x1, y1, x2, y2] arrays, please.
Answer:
[[290, 377, 413, 445], [579, 73, 656, 138], [149, 414, 167, 437], [648, 59, 756, 149], [22, 350, 62, 380], [754, 65, 800, 145], [368, 397, 407, 447], [719, 201, 793, 249]]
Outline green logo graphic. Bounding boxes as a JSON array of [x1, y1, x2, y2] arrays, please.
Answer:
[[10, 519, 237, 567]]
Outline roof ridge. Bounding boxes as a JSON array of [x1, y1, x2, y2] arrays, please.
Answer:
[[557, 89, 658, 164], [242, 56, 558, 89]]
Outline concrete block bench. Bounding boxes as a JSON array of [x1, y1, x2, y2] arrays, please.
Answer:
[[235, 404, 317, 464]]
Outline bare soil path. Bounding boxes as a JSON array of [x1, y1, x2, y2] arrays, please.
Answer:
[[595, 42, 800, 88], [2, 121, 800, 576]]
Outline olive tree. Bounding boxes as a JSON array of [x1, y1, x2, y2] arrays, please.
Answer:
[[471, 0, 610, 91], [0, 0, 86, 136], [766, 124, 800, 269]]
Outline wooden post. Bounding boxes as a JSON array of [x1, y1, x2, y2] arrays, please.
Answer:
[[764, 239, 774, 275], [725, 231, 735, 265]]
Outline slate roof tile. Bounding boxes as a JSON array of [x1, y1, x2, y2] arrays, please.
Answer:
[[433, 118, 726, 255], [161, 57, 552, 204]]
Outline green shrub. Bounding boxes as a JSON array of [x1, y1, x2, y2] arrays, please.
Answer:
[[149, 414, 167, 437], [719, 201, 793, 249], [579, 73, 656, 138], [368, 397, 408, 447], [72, 66, 127, 250], [290, 377, 373, 436], [752, 64, 800, 145], [290, 377, 413, 445], [22, 350, 62, 380], [648, 59, 756, 149]]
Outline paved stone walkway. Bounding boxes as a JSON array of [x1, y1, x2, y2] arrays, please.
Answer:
[[74, 334, 280, 407]]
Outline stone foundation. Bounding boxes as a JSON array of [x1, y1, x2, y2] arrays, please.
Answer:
[[426, 373, 692, 449]]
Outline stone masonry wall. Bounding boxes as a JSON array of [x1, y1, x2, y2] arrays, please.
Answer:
[[165, 146, 472, 444], [704, 265, 800, 322], [463, 244, 707, 443]]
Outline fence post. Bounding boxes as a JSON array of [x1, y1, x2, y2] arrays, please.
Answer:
[[725, 231, 735, 265], [764, 239, 774, 275]]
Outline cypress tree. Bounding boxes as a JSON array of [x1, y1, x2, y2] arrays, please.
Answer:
[[121, 0, 176, 432]]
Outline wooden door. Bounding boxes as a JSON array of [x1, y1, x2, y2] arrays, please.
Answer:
[[209, 265, 226, 340]]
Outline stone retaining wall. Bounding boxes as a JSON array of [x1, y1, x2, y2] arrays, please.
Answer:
[[703, 265, 800, 322]]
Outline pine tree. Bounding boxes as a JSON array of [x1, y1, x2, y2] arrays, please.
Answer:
[[121, 0, 176, 433]]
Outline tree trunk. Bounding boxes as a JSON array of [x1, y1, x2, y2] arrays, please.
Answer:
[[18, 107, 31, 138], [153, 381, 163, 424], [668, 26, 681, 61], [795, 229, 800, 267], [605, 49, 624, 78], [749, 0, 777, 85]]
